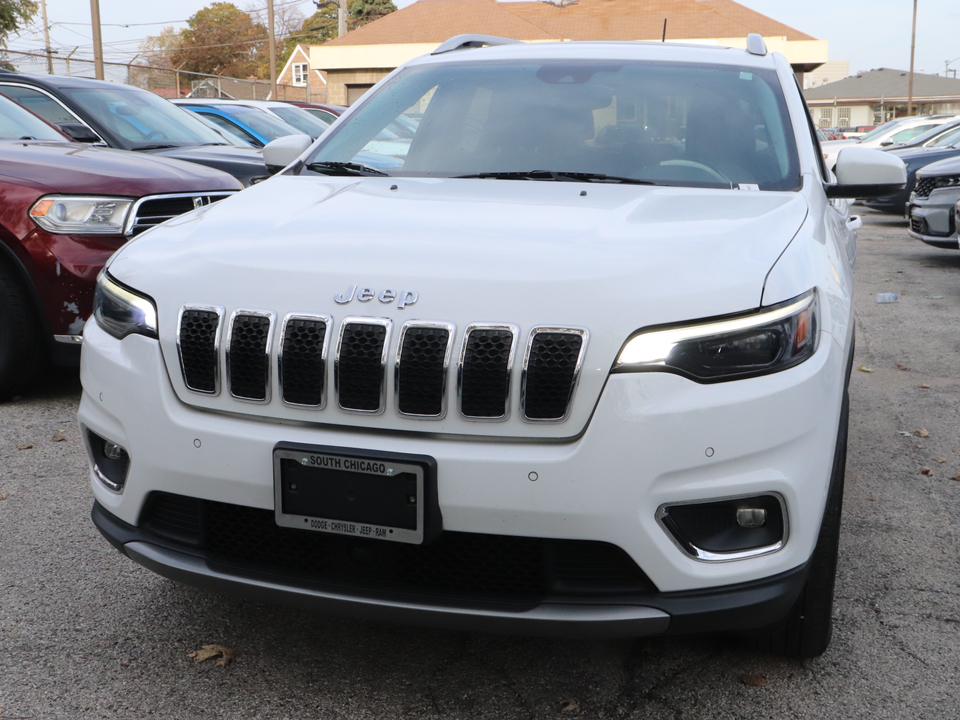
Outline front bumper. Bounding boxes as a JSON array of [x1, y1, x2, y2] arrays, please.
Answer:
[[92, 500, 808, 638], [78, 315, 846, 632], [907, 188, 960, 249]]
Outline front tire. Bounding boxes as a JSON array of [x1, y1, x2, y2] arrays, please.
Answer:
[[0, 262, 44, 401], [746, 390, 848, 658]]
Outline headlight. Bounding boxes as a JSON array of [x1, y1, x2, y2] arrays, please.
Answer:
[[93, 272, 158, 340], [613, 290, 819, 382], [30, 195, 133, 235]]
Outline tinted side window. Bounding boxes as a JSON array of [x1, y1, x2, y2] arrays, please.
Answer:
[[0, 85, 82, 125]]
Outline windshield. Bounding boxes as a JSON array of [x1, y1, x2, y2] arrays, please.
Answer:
[[269, 105, 330, 137], [61, 86, 225, 149], [211, 105, 306, 142], [0, 94, 65, 141], [304, 60, 800, 190], [930, 125, 960, 147], [858, 120, 912, 143]]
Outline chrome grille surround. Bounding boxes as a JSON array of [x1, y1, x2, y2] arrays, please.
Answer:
[[225, 309, 276, 403], [335, 317, 392, 415], [457, 323, 520, 422], [394, 321, 456, 419], [124, 192, 237, 237], [278, 313, 332, 409], [520, 326, 589, 424], [176, 305, 224, 395]]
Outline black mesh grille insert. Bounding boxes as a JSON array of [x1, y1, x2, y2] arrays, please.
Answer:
[[138, 493, 657, 602], [229, 314, 271, 401], [281, 318, 327, 406], [523, 331, 583, 420], [178, 309, 220, 393], [460, 328, 513, 418], [915, 177, 937, 198], [398, 326, 450, 416], [337, 322, 387, 411]]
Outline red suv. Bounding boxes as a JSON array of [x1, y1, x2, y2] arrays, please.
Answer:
[[0, 95, 241, 400]]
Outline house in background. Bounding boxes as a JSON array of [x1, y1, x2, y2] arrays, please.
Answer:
[[804, 68, 960, 128], [300, 0, 828, 106], [278, 45, 327, 103]]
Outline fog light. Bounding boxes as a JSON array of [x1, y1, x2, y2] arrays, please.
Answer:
[[657, 494, 786, 561], [103, 441, 125, 460], [85, 430, 130, 493], [736, 508, 767, 528]]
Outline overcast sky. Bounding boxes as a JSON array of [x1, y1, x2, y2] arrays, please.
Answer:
[[6, 0, 959, 78]]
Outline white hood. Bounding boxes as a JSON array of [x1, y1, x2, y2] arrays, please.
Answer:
[[110, 176, 808, 437]]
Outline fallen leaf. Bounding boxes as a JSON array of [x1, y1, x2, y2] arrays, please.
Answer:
[[187, 644, 234, 667], [0, 491, 7, 501], [919, 384, 930, 389], [867, 497, 876, 501], [955, 475, 960, 482], [897, 364, 910, 371], [51, 430, 67, 442], [858, 365, 874, 374], [560, 698, 580, 714], [921, 467, 933, 476], [916, 428, 930, 438], [16, 445, 33, 450], [742, 674, 767, 687], [938, 458, 948, 464]]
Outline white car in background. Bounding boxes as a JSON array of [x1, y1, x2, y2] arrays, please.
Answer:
[[822, 115, 959, 170], [80, 34, 905, 658]]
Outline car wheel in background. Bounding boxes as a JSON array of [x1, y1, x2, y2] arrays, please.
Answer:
[[0, 262, 43, 400]]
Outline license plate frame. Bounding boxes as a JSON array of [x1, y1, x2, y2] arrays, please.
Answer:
[[273, 443, 436, 545]]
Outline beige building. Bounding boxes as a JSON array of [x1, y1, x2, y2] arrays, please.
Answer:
[[303, 0, 828, 106]]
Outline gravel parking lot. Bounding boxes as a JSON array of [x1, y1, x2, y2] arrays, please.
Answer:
[[1, 209, 959, 719]]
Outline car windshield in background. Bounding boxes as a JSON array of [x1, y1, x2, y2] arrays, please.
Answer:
[[305, 60, 800, 190], [0, 95, 65, 141], [269, 105, 330, 137], [930, 126, 960, 148], [61, 86, 226, 149], [215, 105, 307, 142]]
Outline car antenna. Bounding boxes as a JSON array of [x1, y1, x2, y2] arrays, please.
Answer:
[[662, 18, 667, 42]]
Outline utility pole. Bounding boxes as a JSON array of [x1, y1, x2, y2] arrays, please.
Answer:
[[40, 0, 54, 74], [268, 0, 277, 100], [89, 0, 104, 80], [907, 0, 917, 116], [338, 0, 347, 37]]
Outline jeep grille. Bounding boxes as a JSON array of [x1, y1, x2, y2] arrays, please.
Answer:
[[126, 192, 236, 237]]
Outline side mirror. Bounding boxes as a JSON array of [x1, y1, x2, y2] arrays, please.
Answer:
[[57, 122, 101, 143], [879, 139, 894, 147], [825, 146, 907, 198], [263, 134, 313, 173]]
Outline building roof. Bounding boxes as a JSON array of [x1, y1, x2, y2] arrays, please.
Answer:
[[324, 0, 816, 47], [804, 68, 960, 103]]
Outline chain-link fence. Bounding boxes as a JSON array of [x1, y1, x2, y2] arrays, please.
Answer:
[[0, 49, 321, 102]]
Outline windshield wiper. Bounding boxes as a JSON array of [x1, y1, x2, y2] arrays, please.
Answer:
[[135, 143, 180, 151], [453, 170, 658, 185], [306, 161, 389, 177]]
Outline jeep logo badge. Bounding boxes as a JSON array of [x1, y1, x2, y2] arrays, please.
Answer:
[[335, 285, 419, 309]]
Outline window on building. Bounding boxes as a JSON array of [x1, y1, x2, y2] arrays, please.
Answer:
[[838, 107, 850, 124], [293, 63, 308, 87], [818, 107, 833, 128]]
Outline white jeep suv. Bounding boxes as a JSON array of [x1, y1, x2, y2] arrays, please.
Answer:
[[79, 35, 905, 657]]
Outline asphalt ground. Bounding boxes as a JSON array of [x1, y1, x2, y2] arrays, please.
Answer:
[[1, 209, 959, 719]]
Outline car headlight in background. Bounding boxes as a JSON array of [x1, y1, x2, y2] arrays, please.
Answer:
[[613, 290, 819, 382], [93, 272, 158, 340], [30, 195, 133, 235]]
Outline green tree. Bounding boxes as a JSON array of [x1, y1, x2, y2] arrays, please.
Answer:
[[172, 2, 269, 78], [278, 8, 337, 66], [348, 0, 396, 27], [0, 0, 37, 67]]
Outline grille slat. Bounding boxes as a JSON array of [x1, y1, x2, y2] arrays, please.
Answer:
[[522, 329, 586, 421], [140, 493, 657, 602], [128, 193, 234, 236], [459, 326, 516, 419], [177, 307, 222, 394], [280, 316, 329, 407], [337, 320, 390, 412], [397, 324, 453, 417], [227, 312, 273, 401]]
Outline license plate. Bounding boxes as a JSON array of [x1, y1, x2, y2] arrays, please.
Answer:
[[273, 445, 430, 544]]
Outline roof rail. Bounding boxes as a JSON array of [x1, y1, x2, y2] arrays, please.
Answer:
[[746, 34, 767, 56], [432, 35, 521, 55]]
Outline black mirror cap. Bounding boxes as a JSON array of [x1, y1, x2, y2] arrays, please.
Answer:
[[57, 122, 100, 143], [825, 182, 906, 199]]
